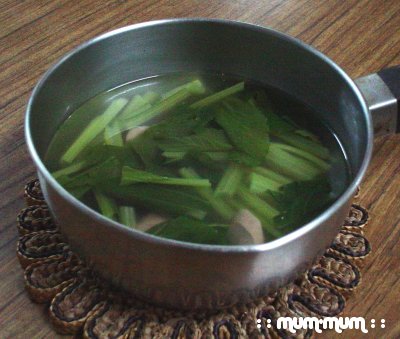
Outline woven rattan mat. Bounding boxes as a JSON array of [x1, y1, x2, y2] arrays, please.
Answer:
[[17, 179, 371, 338]]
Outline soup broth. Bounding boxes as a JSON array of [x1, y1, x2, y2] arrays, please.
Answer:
[[45, 73, 350, 245]]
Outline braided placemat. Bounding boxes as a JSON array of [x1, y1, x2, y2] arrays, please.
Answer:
[[17, 179, 371, 338]]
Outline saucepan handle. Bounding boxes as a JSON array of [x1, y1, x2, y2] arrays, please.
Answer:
[[355, 65, 400, 137]]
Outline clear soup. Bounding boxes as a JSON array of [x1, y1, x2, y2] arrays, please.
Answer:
[[45, 72, 350, 245]]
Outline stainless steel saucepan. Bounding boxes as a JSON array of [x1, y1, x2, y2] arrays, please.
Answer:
[[25, 19, 400, 310]]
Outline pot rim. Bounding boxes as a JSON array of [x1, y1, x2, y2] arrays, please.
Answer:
[[25, 18, 373, 253]]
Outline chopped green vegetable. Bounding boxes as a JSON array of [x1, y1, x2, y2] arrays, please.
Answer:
[[215, 99, 270, 161], [276, 133, 329, 160], [238, 188, 280, 220], [252, 88, 329, 160], [272, 142, 330, 171], [198, 152, 229, 162], [266, 111, 296, 135], [47, 74, 344, 246], [124, 90, 189, 131], [93, 189, 118, 220], [61, 98, 128, 164], [250, 88, 296, 134], [68, 144, 141, 169], [158, 128, 233, 153], [228, 151, 262, 167], [131, 108, 202, 143], [104, 183, 209, 219], [119, 206, 136, 228], [215, 165, 243, 198], [161, 151, 186, 162], [118, 94, 152, 122], [122, 83, 204, 131], [265, 144, 323, 181], [52, 160, 89, 179], [119, 92, 160, 120], [129, 134, 160, 169], [179, 167, 234, 220], [190, 82, 244, 109], [253, 167, 292, 186], [130, 112, 209, 170], [142, 91, 161, 104], [59, 156, 121, 189], [237, 188, 281, 238], [121, 166, 211, 187], [249, 172, 282, 194], [104, 120, 124, 146], [294, 129, 320, 143], [164, 79, 206, 98], [148, 216, 229, 245], [271, 177, 333, 233]]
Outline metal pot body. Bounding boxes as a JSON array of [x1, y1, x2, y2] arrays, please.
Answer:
[[26, 19, 372, 309]]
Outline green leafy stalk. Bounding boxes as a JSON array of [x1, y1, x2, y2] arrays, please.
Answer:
[[190, 82, 244, 109], [253, 90, 329, 159], [142, 91, 161, 103], [276, 133, 329, 160], [215, 99, 269, 161], [158, 128, 233, 153], [119, 95, 149, 120], [120, 80, 204, 128], [60, 156, 122, 189], [249, 172, 282, 194], [215, 165, 243, 198], [127, 105, 219, 168], [147, 216, 229, 245], [238, 188, 280, 220], [163, 79, 206, 98], [265, 144, 323, 181], [179, 167, 234, 220], [104, 120, 124, 146], [119, 206, 136, 228], [199, 152, 229, 161], [61, 98, 128, 164], [162, 151, 186, 162], [103, 183, 208, 219], [121, 88, 192, 130], [253, 167, 292, 186], [121, 166, 211, 187], [162, 151, 229, 164], [118, 92, 160, 121], [265, 111, 296, 135], [294, 129, 320, 143], [52, 160, 89, 179], [228, 151, 262, 167], [272, 142, 330, 171], [55, 145, 141, 186], [94, 189, 118, 220], [237, 188, 281, 238], [129, 107, 200, 143], [128, 135, 160, 169]]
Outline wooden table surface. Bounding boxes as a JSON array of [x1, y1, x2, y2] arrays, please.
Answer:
[[1, 1, 399, 338]]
